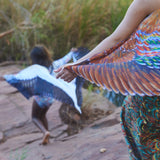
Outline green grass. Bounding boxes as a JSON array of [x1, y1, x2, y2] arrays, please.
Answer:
[[10, 148, 28, 160], [0, 0, 132, 62]]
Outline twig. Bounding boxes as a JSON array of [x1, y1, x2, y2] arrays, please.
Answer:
[[0, 28, 15, 39]]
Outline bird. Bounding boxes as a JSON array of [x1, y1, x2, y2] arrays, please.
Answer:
[[66, 9, 160, 97]]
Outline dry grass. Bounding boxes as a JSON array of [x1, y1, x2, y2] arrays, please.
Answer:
[[0, 0, 132, 62]]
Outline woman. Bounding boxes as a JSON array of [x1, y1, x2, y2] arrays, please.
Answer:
[[55, 0, 160, 159]]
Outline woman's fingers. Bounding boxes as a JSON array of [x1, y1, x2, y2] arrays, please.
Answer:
[[55, 67, 65, 79], [55, 68, 77, 82], [54, 67, 63, 73], [58, 69, 70, 79], [63, 73, 77, 82], [54, 61, 77, 82]]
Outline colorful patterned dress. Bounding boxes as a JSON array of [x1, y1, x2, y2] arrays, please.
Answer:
[[121, 95, 160, 159], [65, 9, 160, 159]]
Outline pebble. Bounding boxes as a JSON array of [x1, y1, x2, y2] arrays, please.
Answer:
[[100, 148, 107, 153]]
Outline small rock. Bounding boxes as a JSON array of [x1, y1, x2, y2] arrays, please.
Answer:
[[100, 148, 107, 153]]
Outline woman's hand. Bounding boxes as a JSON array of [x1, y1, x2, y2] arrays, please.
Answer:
[[54, 63, 77, 82]]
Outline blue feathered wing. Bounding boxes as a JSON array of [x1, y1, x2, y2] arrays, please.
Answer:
[[4, 64, 82, 113]]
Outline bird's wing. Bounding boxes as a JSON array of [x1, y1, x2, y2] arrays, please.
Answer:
[[4, 64, 81, 113], [67, 9, 160, 96]]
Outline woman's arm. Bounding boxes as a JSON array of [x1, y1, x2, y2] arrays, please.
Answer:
[[71, 0, 155, 64], [56, 0, 159, 82]]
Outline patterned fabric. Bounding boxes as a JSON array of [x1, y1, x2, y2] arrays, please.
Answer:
[[34, 96, 54, 108], [66, 9, 160, 96], [121, 96, 160, 160]]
